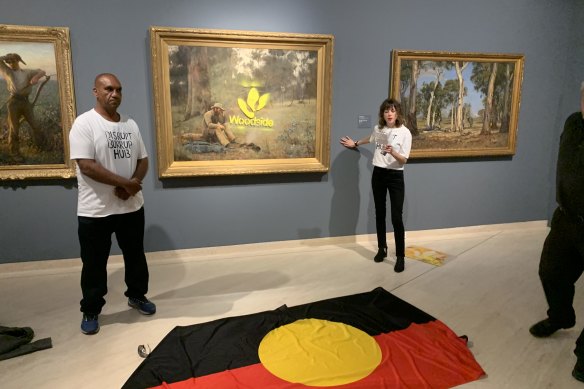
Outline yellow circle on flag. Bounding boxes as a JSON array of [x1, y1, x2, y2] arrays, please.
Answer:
[[258, 318, 382, 386]]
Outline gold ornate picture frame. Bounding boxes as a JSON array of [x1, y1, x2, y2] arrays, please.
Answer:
[[0, 24, 76, 180], [390, 50, 524, 158], [150, 27, 333, 177]]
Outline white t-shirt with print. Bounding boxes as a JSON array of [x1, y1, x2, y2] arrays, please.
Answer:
[[369, 124, 412, 170], [69, 109, 148, 217]]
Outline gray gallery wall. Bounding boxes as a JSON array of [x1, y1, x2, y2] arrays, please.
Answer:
[[1, 0, 583, 263]]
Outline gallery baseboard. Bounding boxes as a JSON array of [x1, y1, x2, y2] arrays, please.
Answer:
[[0, 220, 547, 279]]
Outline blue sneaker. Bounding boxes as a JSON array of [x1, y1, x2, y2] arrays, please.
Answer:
[[128, 297, 156, 315], [81, 314, 99, 335]]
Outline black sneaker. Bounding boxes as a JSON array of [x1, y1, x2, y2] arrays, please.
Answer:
[[529, 318, 574, 338], [128, 297, 157, 315], [81, 314, 99, 335]]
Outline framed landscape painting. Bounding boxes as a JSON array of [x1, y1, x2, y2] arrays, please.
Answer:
[[0, 24, 76, 180], [150, 27, 334, 177], [390, 50, 524, 158]]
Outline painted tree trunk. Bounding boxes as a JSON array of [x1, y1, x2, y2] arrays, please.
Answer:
[[185, 47, 211, 121], [481, 63, 498, 135]]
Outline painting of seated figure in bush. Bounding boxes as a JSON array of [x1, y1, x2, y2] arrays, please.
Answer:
[[151, 28, 333, 177]]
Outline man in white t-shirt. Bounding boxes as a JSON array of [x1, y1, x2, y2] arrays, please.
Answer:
[[69, 73, 156, 335]]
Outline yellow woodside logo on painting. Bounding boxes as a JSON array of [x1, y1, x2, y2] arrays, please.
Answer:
[[230, 87, 274, 128]]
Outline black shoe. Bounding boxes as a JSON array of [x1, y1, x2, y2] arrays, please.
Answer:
[[128, 297, 157, 315], [81, 314, 99, 335], [529, 318, 574, 338], [394, 256, 405, 273], [374, 247, 387, 262], [573, 359, 584, 382]]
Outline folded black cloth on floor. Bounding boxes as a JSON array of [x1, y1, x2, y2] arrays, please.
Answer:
[[0, 325, 52, 361]]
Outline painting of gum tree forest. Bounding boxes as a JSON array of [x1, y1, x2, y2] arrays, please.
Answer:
[[150, 27, 333, 177], [390, 50, 524, 158]]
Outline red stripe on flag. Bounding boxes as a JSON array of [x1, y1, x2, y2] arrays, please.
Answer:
[[147, 320, 484, 389], [365, 320, 485, 388]]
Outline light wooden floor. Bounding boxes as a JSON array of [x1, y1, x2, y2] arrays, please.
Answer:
[[1, 221, 583, 388]]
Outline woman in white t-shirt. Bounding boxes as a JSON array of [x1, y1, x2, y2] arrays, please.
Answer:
[[340, 98, 412, 272]]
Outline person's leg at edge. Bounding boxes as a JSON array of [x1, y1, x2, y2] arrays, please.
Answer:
[[372, 167, 388, 262], [556, 211, 584, 382], [531, 209, 581, 337], [541, 211, 582, 326], [388, 170, 405, 272]]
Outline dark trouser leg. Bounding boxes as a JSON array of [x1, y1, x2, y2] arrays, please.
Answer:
[[372, 167, 388, 249], [78, 216, 112, 314], [539, 209, 584, 328], [387, 170, 405, 257], [114, 208, 149, 299]]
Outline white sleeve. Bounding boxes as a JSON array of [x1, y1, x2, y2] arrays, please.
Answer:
[[69, 117, 96, 160], [399, 128, 413, 158]]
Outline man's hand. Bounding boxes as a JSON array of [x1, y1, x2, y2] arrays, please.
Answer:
[[115, 177, 142, 200], [114, 186, 130, 200], [76, 159, 147, 195], [123, 177, 142, 196]]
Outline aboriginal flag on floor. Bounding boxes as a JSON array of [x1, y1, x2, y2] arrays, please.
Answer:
[[123, 287, 485, 388]]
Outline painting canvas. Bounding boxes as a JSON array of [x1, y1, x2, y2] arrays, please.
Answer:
[[390, 50, 524, 158], [150, 27, 333, 177], [0, 24, 76, 180]]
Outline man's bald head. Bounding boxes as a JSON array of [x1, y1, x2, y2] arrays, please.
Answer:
[[94, 73, 120, 88], [93, 73, 123, 117]]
